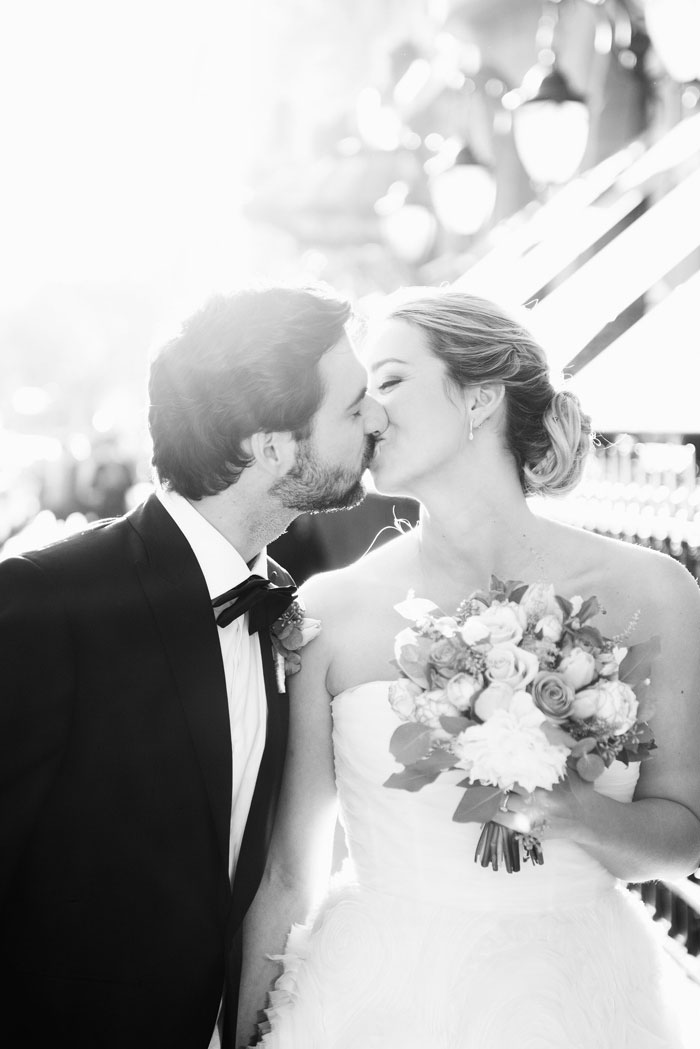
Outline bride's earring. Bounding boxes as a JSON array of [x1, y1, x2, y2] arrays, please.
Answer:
[[468, 413, 474, 442]]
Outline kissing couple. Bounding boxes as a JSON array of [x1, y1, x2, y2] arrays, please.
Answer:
[[2, 284, 699, 1049]]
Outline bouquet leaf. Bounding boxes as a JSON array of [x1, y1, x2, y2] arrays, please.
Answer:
[[489, 575, 507, 597], [620, 747, 656, 763], [384, 750, 455, 791], [556, 594, 574, 618], [619, 636, 661, 688], [384, 764, 441, 792], [572, 624, 606, 649], [452, 784, 504, 823], [388, 722, 434, 765], [505, 580, 528, 602], [439, 715, 477, 735], [577, 596, 602, 624], [469, 589, 494, 607], [421, 748, 459, 772], [541, 722, 576, 748]]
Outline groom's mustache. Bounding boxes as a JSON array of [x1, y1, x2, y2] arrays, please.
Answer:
[[361, 434, 379, 471]]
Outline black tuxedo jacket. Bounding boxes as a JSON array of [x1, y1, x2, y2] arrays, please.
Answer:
[[0, 494, 291, 1048]]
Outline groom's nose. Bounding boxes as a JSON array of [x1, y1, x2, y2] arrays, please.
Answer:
[[363, 395, 388, 437]]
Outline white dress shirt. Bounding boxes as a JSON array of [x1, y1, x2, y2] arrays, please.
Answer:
[[155, 487, 268, 1049]]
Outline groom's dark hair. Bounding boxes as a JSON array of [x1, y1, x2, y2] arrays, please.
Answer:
[[148, 285, 351, 499]]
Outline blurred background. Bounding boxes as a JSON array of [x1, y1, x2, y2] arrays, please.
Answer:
[[1, 0, 700, 990], [2, 0, 700, 576], [2, 0, 700, 567]]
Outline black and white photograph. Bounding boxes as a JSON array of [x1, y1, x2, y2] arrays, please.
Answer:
[[1, 2, 700, 1047]]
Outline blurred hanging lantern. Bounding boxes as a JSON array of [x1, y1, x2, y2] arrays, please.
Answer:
[[375, 181, 438, 264], [511, 65, 589, 186], [428, 144, 497, 236], [644, 0, 700, 83]]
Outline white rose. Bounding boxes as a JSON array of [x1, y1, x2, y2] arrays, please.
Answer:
[[459, 617, 492, 646], [518, 583, 563, 626], [452, 698, 568, 793], [473, 681, 514, 721], [433, 616, 460, 638], [558, 647, 597, 691], [485, 642, 539, 690], [535, 613, 563, 643], [509, 688, 547, 723], [388, 678, 423, 721], [413, 689, 461, 730], [477, 603, 526, 645], [445, 672, 481, 712], [572, 679, 638, 735]]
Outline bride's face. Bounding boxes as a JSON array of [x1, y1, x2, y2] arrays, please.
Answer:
[[365, 319, 470, 497]]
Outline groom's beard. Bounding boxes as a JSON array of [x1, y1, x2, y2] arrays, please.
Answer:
[[273, 435, 376, 513]]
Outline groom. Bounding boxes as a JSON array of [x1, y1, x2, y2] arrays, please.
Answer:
[[0, 286, 387, 1049]]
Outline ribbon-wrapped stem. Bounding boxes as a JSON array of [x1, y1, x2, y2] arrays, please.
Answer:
[[474, 821, 544, 872]]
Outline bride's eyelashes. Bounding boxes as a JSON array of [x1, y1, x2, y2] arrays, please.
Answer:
[[377, 377, 402, 393]]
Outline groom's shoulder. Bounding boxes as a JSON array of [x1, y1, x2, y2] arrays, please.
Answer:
[[0, 509, 139, 593]]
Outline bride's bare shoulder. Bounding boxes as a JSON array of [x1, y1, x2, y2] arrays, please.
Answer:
[[299, 528, 415, 621], [544, 519, 700, 635]]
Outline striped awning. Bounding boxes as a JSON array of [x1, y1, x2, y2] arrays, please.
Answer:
[[455, 112, 700, 432]]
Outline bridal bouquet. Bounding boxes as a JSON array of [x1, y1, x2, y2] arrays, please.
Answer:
[[384, 577, 658, 872]]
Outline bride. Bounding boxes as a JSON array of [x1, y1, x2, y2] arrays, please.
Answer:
[[236, 289, 700, 1048]]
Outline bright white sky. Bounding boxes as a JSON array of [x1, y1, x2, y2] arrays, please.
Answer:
[[0, 0, 281, 311]]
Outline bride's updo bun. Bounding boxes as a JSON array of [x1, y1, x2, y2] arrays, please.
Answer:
[[385, 289, 593, 497], [522, 388, 592, 496]]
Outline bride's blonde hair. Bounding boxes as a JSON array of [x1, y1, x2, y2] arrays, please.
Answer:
[[385, 289, 592, 497]]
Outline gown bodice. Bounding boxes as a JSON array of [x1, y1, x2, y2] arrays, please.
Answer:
[[332, 680, 640, 913]]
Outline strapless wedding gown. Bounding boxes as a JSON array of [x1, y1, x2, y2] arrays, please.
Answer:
[[260, 681, 694, 1048]]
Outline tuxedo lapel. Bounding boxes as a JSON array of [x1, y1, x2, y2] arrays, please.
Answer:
[[129, 496, 232, 878], [223, 626, 289, 1047], [229, 628, 288, 931], [231, 558, 293, 925]]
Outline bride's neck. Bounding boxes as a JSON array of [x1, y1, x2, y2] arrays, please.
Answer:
[[415, 485, 545, 595]]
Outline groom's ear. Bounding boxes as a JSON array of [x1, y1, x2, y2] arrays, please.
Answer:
[[248, 430, 297, 478]]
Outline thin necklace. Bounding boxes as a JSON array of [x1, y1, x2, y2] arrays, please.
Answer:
[[416, 517, 548, 607]]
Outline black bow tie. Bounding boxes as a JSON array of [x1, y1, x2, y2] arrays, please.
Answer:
[[212, 574, 296, 634]]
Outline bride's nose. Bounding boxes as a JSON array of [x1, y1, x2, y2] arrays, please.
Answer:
[[364, 395, 388, 437]]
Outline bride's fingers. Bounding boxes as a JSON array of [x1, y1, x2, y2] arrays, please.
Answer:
[[491, 809, 532, 835], [492, 791, 551, 836]]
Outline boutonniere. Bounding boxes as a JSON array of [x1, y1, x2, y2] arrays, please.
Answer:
[[270, 598, 322, 693]]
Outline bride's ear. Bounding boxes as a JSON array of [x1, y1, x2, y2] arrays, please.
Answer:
[[248, 430, 297, 478], [469, 383, 506, 431]]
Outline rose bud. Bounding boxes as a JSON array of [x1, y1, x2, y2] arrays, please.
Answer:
[[531, 671, 575, 723]]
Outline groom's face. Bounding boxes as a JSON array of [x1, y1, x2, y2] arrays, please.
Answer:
[[274, 334, 387, 513]]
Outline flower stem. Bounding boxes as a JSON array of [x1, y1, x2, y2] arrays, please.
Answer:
[[474, 820, 541, 873]]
